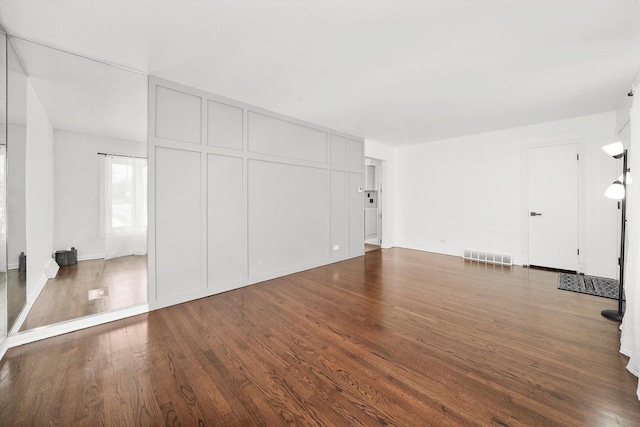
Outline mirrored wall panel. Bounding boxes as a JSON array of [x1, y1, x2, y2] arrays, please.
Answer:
[[7, 37, 148, 332], [0, 32, 7, 339], [6, 37, 27, 333]]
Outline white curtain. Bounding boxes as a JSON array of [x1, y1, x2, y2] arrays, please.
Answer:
[[98, 154, 147, 260], [621, 76, 640, 399]]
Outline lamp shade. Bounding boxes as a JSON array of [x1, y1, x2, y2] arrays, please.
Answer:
[[605, 180, 625, 200], [619, 172, 633, 184], [603, 141, 625, 158]]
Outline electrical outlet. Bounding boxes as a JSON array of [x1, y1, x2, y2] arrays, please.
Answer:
[[333, 245, 339, 250]]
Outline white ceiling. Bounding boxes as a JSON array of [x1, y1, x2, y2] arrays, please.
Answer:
[[11, 38, 148, 142], [1, 0, 639, 146]]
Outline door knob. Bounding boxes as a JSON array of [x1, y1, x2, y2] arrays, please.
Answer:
[[530, 212, 542, 216]]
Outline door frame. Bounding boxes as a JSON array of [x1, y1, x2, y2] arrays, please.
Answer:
[[521, 137, 586, 272], [364, 157, 383, 247]]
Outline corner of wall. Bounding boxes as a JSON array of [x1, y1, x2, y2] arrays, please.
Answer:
[[25, 79, 55, 302]]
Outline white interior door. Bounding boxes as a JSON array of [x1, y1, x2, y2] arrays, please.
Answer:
[[528, 143, 579, 271]]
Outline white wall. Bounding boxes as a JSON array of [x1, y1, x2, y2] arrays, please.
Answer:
[[25, 81, 54, 299], [396, 112, 619, 278], [365, 140, 397, 248], [53, 130, 146, 260], [148, 77, 365, 310]]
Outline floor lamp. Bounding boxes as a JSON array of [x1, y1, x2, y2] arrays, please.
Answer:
[[602, 141, 628, 322]]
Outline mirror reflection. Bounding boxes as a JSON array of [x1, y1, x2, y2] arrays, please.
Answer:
[[8, 37, 148, 331], [0, 31, 7, 339], [6, 37, 28, 333]]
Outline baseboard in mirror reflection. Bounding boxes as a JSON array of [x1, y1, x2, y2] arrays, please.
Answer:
[[0, 339, 8, 363], [3, 303, 149, 353]]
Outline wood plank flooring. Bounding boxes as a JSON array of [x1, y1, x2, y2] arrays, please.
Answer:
[[7, 269, 26, 331], [1, 248, 638, 426], [364, 243, 381, 253], [20, 255, 147, 331]]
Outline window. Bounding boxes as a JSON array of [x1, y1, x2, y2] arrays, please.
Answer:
[[102, 155, 147, 234]]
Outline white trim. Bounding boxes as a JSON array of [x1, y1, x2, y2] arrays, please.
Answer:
[[364, 156, 384, 248], [44, 258, 59, 279], [4, 33, 148, 77], [77, 253, 106, 262], [5, 303, 149, 349], [520, 137, 585, 271], [0, 337, 8, 362]]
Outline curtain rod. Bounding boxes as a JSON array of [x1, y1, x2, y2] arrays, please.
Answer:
[[98, 152, 147, 159]]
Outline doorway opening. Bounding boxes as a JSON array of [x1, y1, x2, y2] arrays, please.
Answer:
[[364, 157, 382, 253]]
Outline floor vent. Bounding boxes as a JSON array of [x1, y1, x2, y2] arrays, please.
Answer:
[[463, 249, 513, 266]]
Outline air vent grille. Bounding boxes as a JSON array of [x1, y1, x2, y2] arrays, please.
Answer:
[[463, 249, 513, 266]]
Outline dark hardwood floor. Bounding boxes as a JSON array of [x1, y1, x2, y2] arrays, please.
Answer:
[[7, 269, 26, 331], [1, 248, 638, 426], [20, 255, 147, 331], [364, 243, 381, 253]]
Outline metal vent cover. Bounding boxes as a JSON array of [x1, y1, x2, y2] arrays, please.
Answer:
[[463, 249, 512, 266]]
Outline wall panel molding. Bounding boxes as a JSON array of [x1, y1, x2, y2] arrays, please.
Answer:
[[155, 85, 202, 145], [148, 76, 364, 310]]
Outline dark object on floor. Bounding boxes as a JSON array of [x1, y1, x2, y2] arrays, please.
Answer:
[[18, 251, 26, 272], [558, 273, 622, 300], [55, 247, 77, 267]]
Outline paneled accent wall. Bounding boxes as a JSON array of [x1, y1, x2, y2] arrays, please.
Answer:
[[148, 77, 364, 309]]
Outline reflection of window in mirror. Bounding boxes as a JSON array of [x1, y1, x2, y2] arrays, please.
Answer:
[[7, 36, 149, 332], [104, 156, 147, 232], [99, 154, 148, 260]]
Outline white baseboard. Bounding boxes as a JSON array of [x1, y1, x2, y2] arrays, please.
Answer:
[[76, 253, 147, 262], [0, 336, 8, 363], [6, 303, 149, 349], [77, 253, 105, 262], [8, 263, 18, 270], [44, 258, 59, 279], [395, 244, 525, 266]]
